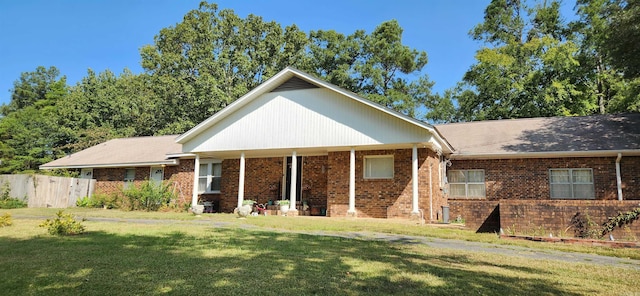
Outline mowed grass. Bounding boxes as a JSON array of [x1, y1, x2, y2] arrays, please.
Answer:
[[1, 209, 639, 295], [9, 208, 640, 260]]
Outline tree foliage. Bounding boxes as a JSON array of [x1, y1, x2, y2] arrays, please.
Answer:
[[1, 0, 638, 174], [457, 0, 592, 121]]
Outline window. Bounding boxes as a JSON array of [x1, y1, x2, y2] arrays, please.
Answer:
[[549, 169, 594, 199], [124, 168, 135, 188], [363, 155, 394, 179], [199, 161, 222, 193], [80, 168, 93, 179], [448, 170, 485, 198]]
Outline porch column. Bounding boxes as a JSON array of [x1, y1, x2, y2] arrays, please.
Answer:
[[348, 148, 356, 215], [289, 151, 298, 211], [412, 145, 419, 214], [191, 154, 200, 207], [237, 152, 245, 209]]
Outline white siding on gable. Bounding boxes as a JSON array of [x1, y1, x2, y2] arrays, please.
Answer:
[[183, 88, 434, 153]]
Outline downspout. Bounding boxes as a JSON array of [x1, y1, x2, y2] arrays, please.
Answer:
[[616, 153, 623, 201], [429, 162, 433, 222]]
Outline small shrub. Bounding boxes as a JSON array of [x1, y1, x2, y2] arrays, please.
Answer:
[[39, 210, 85, 236], [0, 182, 27, 209], [92, 193, 120, 209], [0, 213, 12, 227], [120, 180, 176, 211], [76, 196, 91, 207]]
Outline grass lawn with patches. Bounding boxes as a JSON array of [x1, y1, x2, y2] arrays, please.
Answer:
[[1, 210, 639, 295]]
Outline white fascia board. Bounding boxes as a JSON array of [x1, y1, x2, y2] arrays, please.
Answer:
[[40, 159, 179, 170], [166, 153, 197, 159], [449, 149, 640, 160]]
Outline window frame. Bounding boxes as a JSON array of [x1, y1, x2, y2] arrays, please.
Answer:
[[549, 168, 595, 199], [198, 160, 222, 194], [363, 155, 394, 180], [124, 168, 135, 188], [447, 169, 486, 198]]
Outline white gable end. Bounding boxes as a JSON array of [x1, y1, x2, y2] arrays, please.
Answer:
[[183, 88, 435, 153]]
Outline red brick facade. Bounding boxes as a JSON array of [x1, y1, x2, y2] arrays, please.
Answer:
[[327, 148, 444, 219], [448, 156, 640, 237], [93, 159, 195, 207], [448, 156, 640, 200]]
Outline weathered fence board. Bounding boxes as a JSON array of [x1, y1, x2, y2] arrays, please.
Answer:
[[0, 174, 95, 208]]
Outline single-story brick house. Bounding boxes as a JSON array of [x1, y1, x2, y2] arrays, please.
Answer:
[[41, 67, 640, 236], [42, 67, 454, 220]]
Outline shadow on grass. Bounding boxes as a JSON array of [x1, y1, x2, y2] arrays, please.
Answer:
[[0, 227, 581, 296]]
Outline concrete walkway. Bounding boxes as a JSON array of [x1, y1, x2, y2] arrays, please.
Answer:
[[16, 215, 640, 270]]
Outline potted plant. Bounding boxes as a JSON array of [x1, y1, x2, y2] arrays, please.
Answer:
[[277, 200, 290, 215]]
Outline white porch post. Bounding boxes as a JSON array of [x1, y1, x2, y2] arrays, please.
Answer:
[[348, 148, 356, 215], [238, 152, 245, 208], [412, 145, 419, 214], [191, 154, 200, 207], [289, 151, 298, 211]]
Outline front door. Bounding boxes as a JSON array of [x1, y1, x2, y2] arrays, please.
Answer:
[[285, 156, 302, 201]]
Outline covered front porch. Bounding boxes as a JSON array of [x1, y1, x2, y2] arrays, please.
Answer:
[[190, 145, 434, 219]]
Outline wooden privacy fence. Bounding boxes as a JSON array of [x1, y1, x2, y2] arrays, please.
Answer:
[[0, 174, 95, 208]]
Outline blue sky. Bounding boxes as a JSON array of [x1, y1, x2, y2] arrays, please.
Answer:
[[0, 0, 577, 106]]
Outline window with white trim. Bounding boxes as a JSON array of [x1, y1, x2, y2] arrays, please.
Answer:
[[199, 161, 222, 193], [363, 155, 394, 179], [124, 168, 135, 188], [448, 170, 485, 198], [549, 169, 595, 199]]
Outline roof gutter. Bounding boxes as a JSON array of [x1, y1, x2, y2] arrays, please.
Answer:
[[616, 153, 623, 201], [40, 159, 179, 170], [448, 149, 640, 160]]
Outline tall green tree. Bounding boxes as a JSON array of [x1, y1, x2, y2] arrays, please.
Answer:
[[1, 66, 62, 115], [457, 0, 590, 121], [57, 68, 157, 151], [140, 2, 309, 134], [307, 21, 435, 119], [0, 68, 73, 173], [573, 0, 640, 113]]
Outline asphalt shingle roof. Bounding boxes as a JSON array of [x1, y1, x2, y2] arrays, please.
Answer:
[[435, 113, 640, 155], [40, 135, 182, 168]]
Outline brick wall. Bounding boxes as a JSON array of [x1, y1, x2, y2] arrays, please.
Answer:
[[219, 156, 329, 213], [449, 156, 640, 200], [448, 200, 500, 232], [327, 148, 442, 219], [500, 200, 640, 239], [449, 200, 640, 238], [93, 159, 195, 207], [302, 156, 328, 209]]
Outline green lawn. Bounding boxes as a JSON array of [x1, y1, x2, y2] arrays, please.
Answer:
[[1, 209, 639, 295]]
